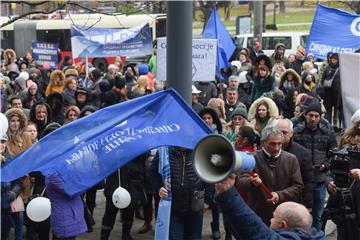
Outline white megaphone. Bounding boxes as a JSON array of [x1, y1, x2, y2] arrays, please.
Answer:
[[193, 134, 255, 184]]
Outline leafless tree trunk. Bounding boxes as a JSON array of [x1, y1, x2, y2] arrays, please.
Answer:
[[279, 0, 286, 13]]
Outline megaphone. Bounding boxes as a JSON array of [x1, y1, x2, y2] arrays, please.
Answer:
[[193, 134, 255, 184]]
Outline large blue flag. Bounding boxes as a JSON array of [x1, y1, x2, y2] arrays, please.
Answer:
[[306, 4, 360, 60], [1, 89, 211, 196], [203, 6, 236, 80]]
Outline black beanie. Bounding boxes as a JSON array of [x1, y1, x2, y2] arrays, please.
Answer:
[[304, 99, 322, 115]]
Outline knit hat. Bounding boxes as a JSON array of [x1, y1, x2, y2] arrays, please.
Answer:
[[304, 99, 322, 115], [138, 64, 149, 75], [231, 61, 241, 70], [64, 68, 79, 78], [231, 107, 248, 120], [29, 67, 41, 76]]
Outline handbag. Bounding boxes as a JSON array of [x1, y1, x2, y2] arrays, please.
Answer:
[[10, 196, 25, 212], [191, 190, 205, 212], [323, 68, 339, 88]]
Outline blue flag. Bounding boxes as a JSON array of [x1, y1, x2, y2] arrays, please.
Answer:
[[1, 89, 211, 196], [203, 5, 236, 80], [155, 147, 172, 239], [306, 4, 360, 60]]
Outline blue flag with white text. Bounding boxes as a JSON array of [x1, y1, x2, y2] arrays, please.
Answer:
[[306, 4, 360, 60], [1, 89, 211, 196], [155, 147, 172, 239], [203, 6, 236, 80]]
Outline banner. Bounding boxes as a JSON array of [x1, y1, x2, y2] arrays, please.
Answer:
[[155, 147, 172, 239], [70, 23, 153, 58], [339, 53, 360, 127], [306, 4, 360, 60], [1, 89, 212, 196], [31, 41, 59, 68], [156, 38, 217, 81], [203, 6, 236, 80]]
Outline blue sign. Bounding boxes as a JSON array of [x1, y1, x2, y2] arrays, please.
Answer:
[[306, 4, 360, 60], [32, 41, 59, 68], [70, 23, 153, 58], [1, 89, 212, 197]]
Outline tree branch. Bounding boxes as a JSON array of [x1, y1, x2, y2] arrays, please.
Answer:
[[1, 1, 49, 7], [0, 3, 66, 28]]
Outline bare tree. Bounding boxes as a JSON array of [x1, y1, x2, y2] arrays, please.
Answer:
[[339, 1, 360, 14]]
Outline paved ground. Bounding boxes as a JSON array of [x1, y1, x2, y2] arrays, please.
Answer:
[[77, 190, 337, 240]]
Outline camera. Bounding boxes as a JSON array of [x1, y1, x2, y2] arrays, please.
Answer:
[[329, 149, 360, 189]]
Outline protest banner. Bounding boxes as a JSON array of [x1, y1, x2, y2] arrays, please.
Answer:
[[32, 41, 59, 68], [156, 38, 217, 81], [70, 23, 152, 58]]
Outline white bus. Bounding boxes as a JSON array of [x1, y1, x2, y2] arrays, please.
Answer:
[[1, 13, 166, 70]]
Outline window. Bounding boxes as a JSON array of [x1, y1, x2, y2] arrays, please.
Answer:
[[37, 29, 71, 51], [235, 37, 244, 48], [300, 35, 308, 47], [1, 30, 15, 50], [247, 36, 292, 50]]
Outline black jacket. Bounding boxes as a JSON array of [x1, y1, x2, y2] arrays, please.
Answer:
[[151, 147, 208, 213], [285, 140, 315, 208], [293, 115, 337, 183]]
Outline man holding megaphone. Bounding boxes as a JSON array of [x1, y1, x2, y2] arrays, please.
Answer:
[[235, 126, 304, 226]]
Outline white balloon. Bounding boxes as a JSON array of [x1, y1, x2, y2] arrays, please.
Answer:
[[112, 187, 131, 209], [0, 113, 8, 138], [26, 197, 51, 222]]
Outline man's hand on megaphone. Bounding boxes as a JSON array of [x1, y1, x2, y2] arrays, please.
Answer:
[[250, 173, 262, 187], [159, 187, 168, 199], [215, 174, 236, 194]]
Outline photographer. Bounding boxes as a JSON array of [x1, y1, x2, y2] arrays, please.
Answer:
[[326, 126, 360, 240]]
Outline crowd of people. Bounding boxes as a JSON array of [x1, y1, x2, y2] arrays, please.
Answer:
[[0, 38, 359, 240]]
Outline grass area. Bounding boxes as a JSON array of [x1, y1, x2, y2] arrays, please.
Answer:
[[193, 10, 315, 33], [265, 10, 315, 24]]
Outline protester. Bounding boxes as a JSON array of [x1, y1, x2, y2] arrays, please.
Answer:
[[216, 175, 325, 240], [250, 64, 275, 102], [192, 85, 204, 114], [223, 107, 249, 142], [64, 105, 80, 124], [46, 92, 64, 125], [45, 70, 65, 97], [45, 123, 87, 240], [29, 101, 52, 136], [293, 98, 337, 230], [248, 97, 279, 135], [26, 121, 38, 144], [236, 126, 304, 226], [194, 81, 218, 107], [224, 87, 246, 122]]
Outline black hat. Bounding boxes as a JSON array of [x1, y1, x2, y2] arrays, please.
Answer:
[[304, 99, 322, 115]]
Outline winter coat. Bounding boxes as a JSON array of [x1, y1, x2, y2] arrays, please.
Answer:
[[217, 187, 326, 240], [46, 93, 64, 125], [279, 69, 301, 95], [21, 90, 44, 110], [236, 150, 304, 225], [293, 114, 337, 183], [194, 81, 218, 106], [61, 88, 76, 107], [270, 43, 287, 66], [285, 140, 315, 209], [151, 147, 209, 213], [251, 75, 275, 102], [45, 70, 65, 97], [45, 173, 87, 238]]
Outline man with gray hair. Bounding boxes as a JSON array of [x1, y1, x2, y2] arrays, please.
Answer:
[[236, 126, 304, 225], [275, 119, 314, 211]]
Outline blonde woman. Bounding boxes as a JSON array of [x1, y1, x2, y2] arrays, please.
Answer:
[[64, 105, 81, 124]]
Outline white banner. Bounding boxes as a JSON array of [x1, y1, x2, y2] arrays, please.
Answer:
[[339, 53, 360, 127], [156, 38, 217, 81]]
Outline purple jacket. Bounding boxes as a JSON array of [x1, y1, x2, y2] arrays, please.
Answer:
[[45, 173, 87, 238]]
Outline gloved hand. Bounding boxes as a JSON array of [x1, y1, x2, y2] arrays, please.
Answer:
[[7, 190, 17, 202]]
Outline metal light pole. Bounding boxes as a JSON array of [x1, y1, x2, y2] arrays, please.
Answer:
[[253, 0, 263, 43], [166, 1, 193, 104]]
